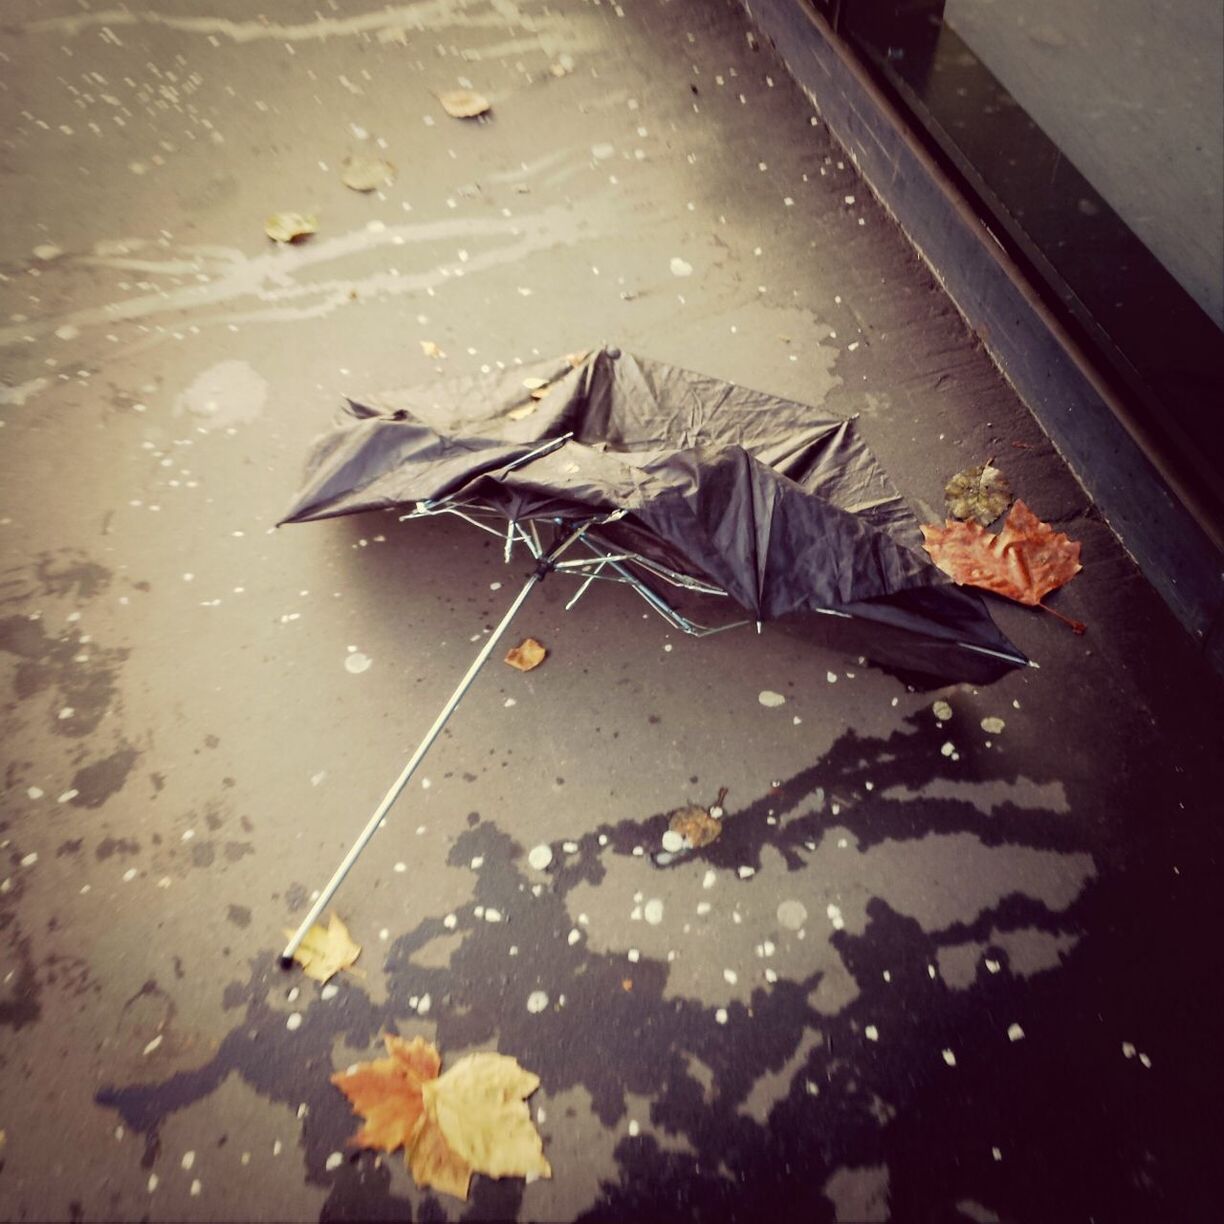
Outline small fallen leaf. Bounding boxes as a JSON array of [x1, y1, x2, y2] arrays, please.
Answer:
[[521, 377, 549, 391], [921, 500, 1084, 632], [333, 1037, 548, 1202], [420, 340, 444, 359], [944, 461, 1013, 525], [285, 912, 361, 983], [668, 804, 722, 848], [342, 154, 396, 192], [507, 403, 537, 421], [265, 212, 318, 243], [505, 638, 546, 671], [332, 1033, 439, 1151], [438, 89, 491, 119], [566, 350, 590, 367], [425, 1053, 551, 1183]]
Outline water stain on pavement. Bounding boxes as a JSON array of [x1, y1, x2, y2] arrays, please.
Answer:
[[94, 719, 1141, 1221]]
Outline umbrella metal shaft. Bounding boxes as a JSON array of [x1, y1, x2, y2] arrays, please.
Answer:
[[280, 527, 584, 965]]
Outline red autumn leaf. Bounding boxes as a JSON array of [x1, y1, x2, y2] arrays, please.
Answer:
[[921, 499, 1084, 632]]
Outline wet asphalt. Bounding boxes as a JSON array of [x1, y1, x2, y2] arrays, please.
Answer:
[[2, 1, 1222, 1222]]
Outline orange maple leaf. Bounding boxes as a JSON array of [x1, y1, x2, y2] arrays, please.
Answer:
[[331, 1038, 549, 1202], [331, 1034, 440, 1152], [921, 499, 1084, 632]]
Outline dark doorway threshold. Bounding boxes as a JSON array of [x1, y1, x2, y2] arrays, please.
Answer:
[[742, 0, 1224, 672]]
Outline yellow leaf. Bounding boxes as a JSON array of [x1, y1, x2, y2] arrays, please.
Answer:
[[286, 913, 361, 983], [420, 340, 444, 359], [342, 154, 396, 192], [422, 1052, 551, 1183], [507, 402, 537, 421], [504, 638, 546, 671], [331, 1034, 440, 1152], [438, 89, 491, 119], [264, 211, 317, 243]]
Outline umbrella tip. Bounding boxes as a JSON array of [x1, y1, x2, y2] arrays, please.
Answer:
[[278, 952, 296, 971]]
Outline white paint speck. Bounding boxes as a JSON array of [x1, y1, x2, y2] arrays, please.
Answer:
[[526, 990, 549, 1013], [26, 787, 43, 799], [669, 256, 693, 277], [470, 856, 484, 870], [286, 1013, 302, 1031], [568, 929, 581, 946], [864, 1025, 879, 1042], [321, 983, 339, 1001], [143, 1035, 162, 1056], [826, 903, 845, 930], [123, 867, 138, 882], [1007, 1022, 1024, 1042], [443, 913, 457, 930], [344, 652, 372, 674], [777, 899, 807, 930], [758, 690, 786, 707], [57, 789, 78, 804], [723, 968, 738, 985], [627, 948, 640, 963], [981, 716, 1005, 734], [528, 844, 553, 871], [394, 862, 406, 873], [181, 1151, 195, 1171], [644, 899, 664, 925], [325, 1152, 344, 1172], [737, 865, 755, 879], [147, 1173, 158, 1193], [484, 908, 502, 923], [942, 1048, 957, 1066], [417, 993, 431, 1015], [58, 707, 74, 720], [661, 830, 685, 853], [984, 957, 1001, 974], [190, 1179, 201, 1197], [941, 741, 956, 757], [992, 1146, 1003, 1161], [21, 852, 38, 868], [628, 1120, 640, 1137], [715, 1008, 728, 1025], [1139, 1052, 1152, 1069]]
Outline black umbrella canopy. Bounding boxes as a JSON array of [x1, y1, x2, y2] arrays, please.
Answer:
[[281, 346, 1027, 681]]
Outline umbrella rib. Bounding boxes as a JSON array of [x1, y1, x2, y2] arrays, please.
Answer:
[[279, 519, 596, 966]]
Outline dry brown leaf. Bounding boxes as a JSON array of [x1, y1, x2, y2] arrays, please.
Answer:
[[420, 340, 444, 359], [921, 499, 1084, 632], [332, 1034, 440, 1152], [505, 638, 546, 671], [944, 461, 1013, 525], [265, 212, 317, 243], [332, 1038, 548, 1202], [438, 89, 491, 118], [424, 1053, 551, 1184], [342, 153, 396, 192], [285, 912, 361, 983], [668, 803, 722, 848]]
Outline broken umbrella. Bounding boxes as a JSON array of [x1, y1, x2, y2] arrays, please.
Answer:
[[277, 345, 1029, 961]]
